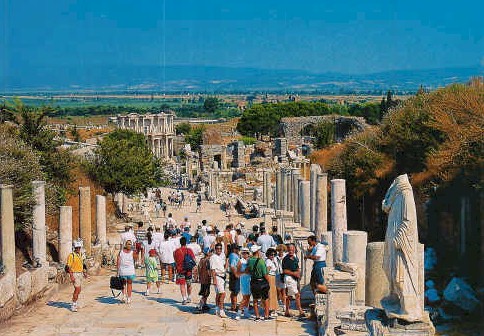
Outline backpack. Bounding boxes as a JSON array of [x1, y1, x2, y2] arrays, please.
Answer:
[[182, 249, 196, 271]]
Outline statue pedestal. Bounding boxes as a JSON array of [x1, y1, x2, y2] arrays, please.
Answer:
[[366, 309, 435, 336]]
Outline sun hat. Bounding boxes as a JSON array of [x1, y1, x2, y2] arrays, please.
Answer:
[[241, 247, 250, 253], [250, 244, 261, 253]]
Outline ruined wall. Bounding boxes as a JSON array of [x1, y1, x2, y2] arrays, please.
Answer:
[[280, 115, 369, 144]]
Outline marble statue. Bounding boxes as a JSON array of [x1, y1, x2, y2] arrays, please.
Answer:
[[382, 174, 423, 322]]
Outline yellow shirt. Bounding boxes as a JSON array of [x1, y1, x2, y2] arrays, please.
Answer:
[[67, 252, 84, 273]]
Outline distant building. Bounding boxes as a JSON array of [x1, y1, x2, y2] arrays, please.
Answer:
[[115, 112, 175, 160]]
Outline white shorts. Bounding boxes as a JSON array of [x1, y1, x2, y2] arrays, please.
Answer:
[[214, 275, 226, 294], [285, 275, 299, 297]]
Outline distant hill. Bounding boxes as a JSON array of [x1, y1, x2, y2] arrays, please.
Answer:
[[2, 64, 482, 94]]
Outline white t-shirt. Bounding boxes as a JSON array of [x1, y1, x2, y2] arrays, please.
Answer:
[[311, 243, 327, 262], [257, 234, 276, 253], [181, 220, 191, 230], [158, 240, 175, 264], [120, 231, 136, 245], [203, 235, 216, 249], [166, 217, 177, 228], [169, 236, 181, 249], [229, 229, 236, 243], [236, 235, 246, 247], [210, 253, 226, 277], [153, 232, 165, 245], [143, 240, 158, 254], [266, 258, 277, 276], [118, 250, 135, 276], [187, 242, 202, 256]]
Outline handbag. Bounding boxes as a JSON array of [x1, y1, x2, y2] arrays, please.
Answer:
[[110, 276, 125, 297]]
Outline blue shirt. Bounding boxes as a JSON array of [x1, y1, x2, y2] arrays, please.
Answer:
[[182, 232, 192, 243], [228, 252, 240, 273]]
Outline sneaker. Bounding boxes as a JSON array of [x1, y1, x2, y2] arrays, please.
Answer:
[[186, 297, 191, 303], [71, 303, 78, 312], [182, 299, 188, 305], [219, 310, 227, 318], [157, 288, 160, 294], [145, 290, 150, 296], [254, 317, 261, 322], [270, 311, 278, 318], [235, 310, 241, 320], [126, 297, 132, 304]]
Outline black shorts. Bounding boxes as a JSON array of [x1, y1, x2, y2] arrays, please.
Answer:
[[250, 278, 269, 300], [199, 283, 211, 298], [229, 273, 240, 294]]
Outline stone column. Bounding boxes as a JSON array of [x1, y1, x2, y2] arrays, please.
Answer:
[[315, 173, 328, 241], [79, 186, 92, 255], [299, 181, 310, 228], [365, 242, 389, 308], [310, 164, 322, 232], [281, 169, 288, 211], [320, 231, 333, 268], [331, 179, 347, 264], [32, 180, 47, 265], [96, 195, 107, 245], [275, 170, 282, 210], [343, 230, 368, 305], [287, 169, 294, 212], [0, 185, 16, 275], [221, 145, 227, 170], [292, 169, 301, 222], [59, 206, 72, 263], [263, 170, 272, 207]]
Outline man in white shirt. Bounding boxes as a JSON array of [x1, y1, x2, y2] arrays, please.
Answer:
[[166, 213, 177, 230], [158, 232, 176, 283], [202, 228, 216, 250], [304, 235, 328, 294], [256, 227, 276, 257], [187, 237, 202, 256], [210, 243, 227, 318], [181, 216, 191, 232], [120, 225, 136, 246]]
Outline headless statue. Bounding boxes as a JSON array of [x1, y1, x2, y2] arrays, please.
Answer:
[[382, 174, 423, 322]]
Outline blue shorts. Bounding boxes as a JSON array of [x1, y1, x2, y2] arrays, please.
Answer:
[[119, 274, 136, 281], [311, 261, 326, 286]]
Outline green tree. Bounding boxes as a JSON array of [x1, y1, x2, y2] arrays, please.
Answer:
[[203, 97, 219, 114], [87, 129, 163, 195], [175, 122, 191, 135], [185, 126, 206, 151]]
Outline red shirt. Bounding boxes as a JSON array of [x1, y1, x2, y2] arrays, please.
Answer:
[[174, 246, 196, 274]]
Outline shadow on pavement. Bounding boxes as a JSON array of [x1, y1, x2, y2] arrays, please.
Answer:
[[145, 296, 196, 314], [46, 301, 71, 310], [95, 296, 121, 305]]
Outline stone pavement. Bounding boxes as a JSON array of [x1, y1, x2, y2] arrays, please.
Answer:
[[1, 188, 317, 335]]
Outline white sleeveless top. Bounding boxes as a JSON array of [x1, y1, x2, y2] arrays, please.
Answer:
[[118, 250, 135, 276]]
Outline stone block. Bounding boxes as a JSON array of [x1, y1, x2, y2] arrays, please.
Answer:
[[30, 267, 48, 298], [366, 309, 435, 336], [0, 293, 16, 323], [336, 305, 372, 332], [16, 271, 32, 304], [0, 273, 15, 307]]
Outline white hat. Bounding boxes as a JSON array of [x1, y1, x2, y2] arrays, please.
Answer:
[[73, 240, 83, 248], [250, 244, 261, 253], [241, 247, 250, 253], [217, 232, 224, 237]]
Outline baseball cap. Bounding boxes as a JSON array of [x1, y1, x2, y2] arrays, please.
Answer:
[[203, 247, 211, 255], [241, 247, 250, 253], [250, 244, 261, 253], [73, 240, 83, 248]]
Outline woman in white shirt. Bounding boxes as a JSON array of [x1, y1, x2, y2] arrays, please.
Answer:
[[117, 239, 136, 303], [275, 244, 287, 311], [265, 248, 278, 316]]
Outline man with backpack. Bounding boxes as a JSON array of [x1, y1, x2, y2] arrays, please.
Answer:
[[174, 236, 196, 304], [65, 240, 87, 312]]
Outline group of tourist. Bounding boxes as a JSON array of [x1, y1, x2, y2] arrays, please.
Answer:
[[95, 213, 329, 321]]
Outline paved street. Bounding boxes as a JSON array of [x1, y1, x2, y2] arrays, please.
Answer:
[[2, 189, 317, 335]]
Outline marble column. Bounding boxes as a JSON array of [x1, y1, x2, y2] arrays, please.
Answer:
[[275, 170, 282, 210], [343, 230, 368, 305], [320, 231, 333, 268], [0, 185, 16, 275], [365, 242, 389, 308], [59, 206, 73, 263], [331, 179, 347, 264], [79, 186, 92, 255], [310, 164, 322, 232], [281, 169, 288, 211], [96, 195, 107, 245], [315, 173, 328, 241], [32, 180, 47, 265], [292, 169, 301, 222], [287, 169, 294, 212], [263, 170, 272, 207], [299, 180, 310, 228]]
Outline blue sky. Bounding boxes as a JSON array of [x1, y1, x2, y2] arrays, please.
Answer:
[[1, 0, 483, 74]]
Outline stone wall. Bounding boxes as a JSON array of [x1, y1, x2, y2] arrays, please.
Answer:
[[280, 115, 369, 144]]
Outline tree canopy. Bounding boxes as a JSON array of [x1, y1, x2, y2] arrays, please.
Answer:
[[87, 129, 164, 195]]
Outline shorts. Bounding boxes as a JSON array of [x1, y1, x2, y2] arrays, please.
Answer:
[[275, 274, 286, 289], [285, 275, 299, 297], [72, 272, 83, 287], [146, 273, 159, 283], [240, 275, 251, 296], [250, 278, 269, 300], [199, 283, 211, 298], [214, 275, 226, 294], [310, 261, 326, 287], [120, 274, 136, 281], [176, 273, 192, 285], [162, 263, 174, 269], [229, 273, 240, 294]]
